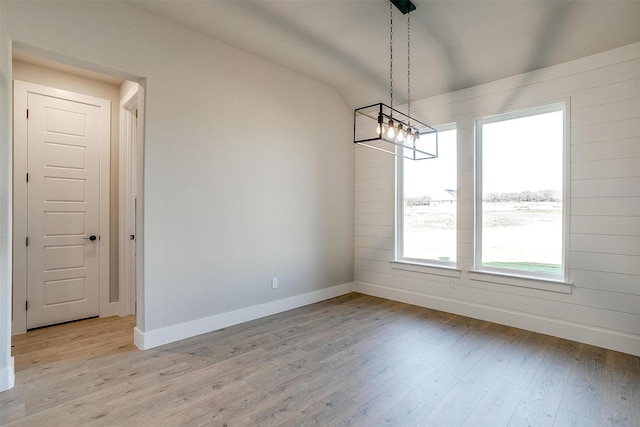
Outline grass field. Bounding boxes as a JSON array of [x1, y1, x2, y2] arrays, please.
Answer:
[[404, 201, 562, 273]]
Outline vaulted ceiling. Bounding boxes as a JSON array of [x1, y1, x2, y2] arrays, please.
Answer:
[[136, 1, 640, 108]]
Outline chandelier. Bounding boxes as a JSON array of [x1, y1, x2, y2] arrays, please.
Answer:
[[353, 0, 438, 160]]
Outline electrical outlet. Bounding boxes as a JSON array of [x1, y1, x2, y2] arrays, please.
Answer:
[[272, 277, 278, 289], [450, 279, 457, 289]]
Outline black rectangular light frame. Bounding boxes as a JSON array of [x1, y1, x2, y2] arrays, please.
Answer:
[[353, 103, 438, 161]]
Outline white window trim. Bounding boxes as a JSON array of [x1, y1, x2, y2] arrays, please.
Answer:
[[473, 100, 570, 284], [395, 123, 458, 270]]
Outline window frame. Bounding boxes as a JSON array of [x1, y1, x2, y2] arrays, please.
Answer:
[[473, 101, 570, 283], [395, 122, 459, 271]]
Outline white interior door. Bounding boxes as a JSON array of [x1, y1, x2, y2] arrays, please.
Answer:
[[25, 92, 103, 329]]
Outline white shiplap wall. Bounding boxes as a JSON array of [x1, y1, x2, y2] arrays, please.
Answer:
[[354, 43, 640, 356]]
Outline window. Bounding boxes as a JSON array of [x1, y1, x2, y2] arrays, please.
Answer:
[[475, 102, 567, 280], [397, 125, 457, 266]]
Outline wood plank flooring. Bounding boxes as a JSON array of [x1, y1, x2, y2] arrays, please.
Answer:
[[1, 293, 639, 426]]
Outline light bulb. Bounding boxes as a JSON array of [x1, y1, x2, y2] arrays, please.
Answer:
[[406, 129, 414, 146], [414, 133, 420, 145], [376, 114, 384, 135], [386, 120, 396, 139], [396, 124, 405, 142]]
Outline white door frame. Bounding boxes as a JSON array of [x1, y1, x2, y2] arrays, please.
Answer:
[[12, 80, 114, 334], [118, 87, 138, 316]]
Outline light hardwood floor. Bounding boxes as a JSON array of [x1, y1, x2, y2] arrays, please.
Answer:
[[1, 293, 639, 426]]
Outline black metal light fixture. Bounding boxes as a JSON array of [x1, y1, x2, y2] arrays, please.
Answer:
[[353, 0, 438, 161]]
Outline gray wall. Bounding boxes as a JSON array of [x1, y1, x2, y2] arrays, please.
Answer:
[[0, 0, 354, 384]]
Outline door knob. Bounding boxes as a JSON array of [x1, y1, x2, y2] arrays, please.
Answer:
[[83, 235, 97, 241]]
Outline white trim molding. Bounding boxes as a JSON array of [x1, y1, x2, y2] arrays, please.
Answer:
[[0, 356, 14, 392], [354, 281, 640, 357], [135, 282, 355, 350], [118, 87, 138, 317]]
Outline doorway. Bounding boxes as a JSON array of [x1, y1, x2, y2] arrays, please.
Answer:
[[11, 52, 142, 335]]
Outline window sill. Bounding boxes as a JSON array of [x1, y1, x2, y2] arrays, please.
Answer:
[[469, 270, 572, 294], [391, 260, 462, 278]]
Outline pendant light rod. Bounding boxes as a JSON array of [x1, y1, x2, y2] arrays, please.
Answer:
[[389, 0, 393, 112], [407, 10, 411, 121]]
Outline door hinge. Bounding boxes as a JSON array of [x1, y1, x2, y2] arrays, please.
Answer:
[[25, 300, 28, 311], [135, 109, 138, 119], [26, 237, 29, 246], [26, 173, 29, 182], [26, 109, 29, 119]]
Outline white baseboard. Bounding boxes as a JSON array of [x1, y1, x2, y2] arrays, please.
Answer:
[[134, 282, 355, 350], [0, 356, 14, 392], [354, 281, 640, 357]]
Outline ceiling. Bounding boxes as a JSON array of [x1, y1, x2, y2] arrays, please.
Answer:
[[132, 0, 640, 108]]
